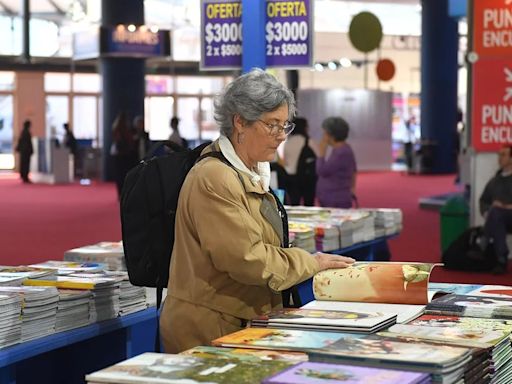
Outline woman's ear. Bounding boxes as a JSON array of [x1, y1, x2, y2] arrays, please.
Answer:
[[233, 114, 245, 133]]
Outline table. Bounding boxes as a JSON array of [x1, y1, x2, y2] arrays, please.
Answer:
[[295, 235, 396, 306], [0, 307, 158, 384]]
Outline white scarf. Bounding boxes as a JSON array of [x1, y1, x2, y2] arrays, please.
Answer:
[[218, 135, 271, 191]]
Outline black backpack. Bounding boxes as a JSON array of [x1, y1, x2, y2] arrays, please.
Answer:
[[442, 226, 495, 271], [296, 138, 317, 182], [120, 141, 215, 295]]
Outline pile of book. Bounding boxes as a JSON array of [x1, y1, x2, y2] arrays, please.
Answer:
[[0, 292, 22, 348], [85, 348, 431, 384], [0, 286, 59, 342], [55, 289, 91, 332], [285, 206, 402, 252], [63, 241, 126, 271]]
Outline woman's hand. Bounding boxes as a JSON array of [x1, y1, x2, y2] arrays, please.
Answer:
[[318, 132, 329, 157], [313, 252, 355, 271]]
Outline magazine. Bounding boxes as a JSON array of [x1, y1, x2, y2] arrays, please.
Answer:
[[250, 307, 396, 333], [426, 294, 512, 319], [85, 352, 291, 384], [262, 361, 430, 384], [313, 262, 440, 305]]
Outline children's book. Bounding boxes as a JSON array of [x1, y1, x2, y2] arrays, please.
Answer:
[[250, 307, 396, 333], [23, 275, 119, 290], [85, 352, 291, 384], [428, 282, 483, 296], [181, 345, 308, 363], [211, 327, 353, 352], [313, 262, 440, 305], [262, 361, 430, 384], [426, 294, 512, 319]]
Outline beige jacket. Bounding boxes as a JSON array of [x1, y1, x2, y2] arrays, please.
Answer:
[[159, 142, 320, 352]]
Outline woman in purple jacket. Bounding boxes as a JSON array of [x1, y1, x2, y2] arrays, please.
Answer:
[[316, 116, 357, 208]]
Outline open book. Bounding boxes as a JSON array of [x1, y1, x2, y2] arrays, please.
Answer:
[[303, 262, 441, 324]]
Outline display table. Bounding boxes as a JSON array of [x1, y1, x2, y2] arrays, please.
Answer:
[[0, 307, 158, 384], [296, 235, 396, 306]]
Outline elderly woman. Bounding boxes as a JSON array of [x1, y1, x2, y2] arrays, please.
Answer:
[[316, 116, 357, 208], [159, 69, 354, 353]]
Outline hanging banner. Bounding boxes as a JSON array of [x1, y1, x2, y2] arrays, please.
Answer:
[[200, 0, 243, 70], [472, 58, 512, 151], [473, 0, 512, 58], [265, 0, 313, 68]]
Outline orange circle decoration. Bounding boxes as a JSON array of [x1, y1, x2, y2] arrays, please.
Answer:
[[376, 59, 396, 81]]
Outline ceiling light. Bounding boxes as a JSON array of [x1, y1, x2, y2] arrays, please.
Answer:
[[339, 58, 352, 68]]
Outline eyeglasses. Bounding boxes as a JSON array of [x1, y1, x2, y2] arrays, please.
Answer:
[[257, 119, 295, 136]]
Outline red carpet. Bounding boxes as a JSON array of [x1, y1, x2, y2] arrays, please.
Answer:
[[0, 171, 509, 285]]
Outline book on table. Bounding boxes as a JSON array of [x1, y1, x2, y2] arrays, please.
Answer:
[[261, 361, 430, 384], [425, 294, 512, 319], [302, 261, 441, 324], [181, 345, 308, 363], [378, 314, 512, 383], [85, 351, 293, 384]]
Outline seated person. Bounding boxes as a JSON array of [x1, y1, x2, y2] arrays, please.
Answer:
[[480, 145, 512, 274]]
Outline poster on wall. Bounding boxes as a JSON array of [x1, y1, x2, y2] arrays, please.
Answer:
[[200, 0, 243, 70], [265, 0, 313, 68], [200, 0, 313, 70], [472, 58, 512, 151]]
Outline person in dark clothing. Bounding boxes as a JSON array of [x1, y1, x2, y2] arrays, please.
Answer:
[[15, 119, 33, 183], [63, 122, 77, 157], [133, 115, 150, 161], [480, 145, 512, 275], [111, 112, 138, 197], [283, 117, 316, 206]]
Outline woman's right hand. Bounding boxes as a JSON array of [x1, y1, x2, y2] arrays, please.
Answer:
[[313, 252, 355, 271]]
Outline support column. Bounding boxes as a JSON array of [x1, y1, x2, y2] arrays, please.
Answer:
[[420, 0, 459, 173], [100, 0, 145, 181], [21, 0, 30, 63], [242, 0, 266, 73]]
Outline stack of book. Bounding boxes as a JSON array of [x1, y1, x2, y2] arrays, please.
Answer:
[[85, 350, 431, 384], [288, 222, 316, 253], [0, 286, 59, 342], [0, 292, 22, 349], [381, 315, 512, 383], [362, 208, 403, 237], [23, 276, 121, 323], [63, 241, 126, 271], [211, 327, 471, 384], [85, 351, 294, 384], [250, 307, 396, 333], [70, 271, 147, 316], [0, 266, 57, 285], [29, 260, 107, 274], [55, 289, 91, 332]]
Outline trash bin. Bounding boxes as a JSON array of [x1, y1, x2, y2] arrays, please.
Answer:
[[440, 195, 469, 253]]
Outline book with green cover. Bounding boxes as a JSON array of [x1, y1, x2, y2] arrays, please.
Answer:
[[181, 345, 308, 363], [85, 352, 291, 384]]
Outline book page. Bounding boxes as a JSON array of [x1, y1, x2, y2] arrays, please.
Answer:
[[313, 262, 441, 305]]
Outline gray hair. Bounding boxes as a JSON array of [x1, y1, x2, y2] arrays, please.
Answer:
[[214, 68, 296, 136], [322, 116, 350, 142]]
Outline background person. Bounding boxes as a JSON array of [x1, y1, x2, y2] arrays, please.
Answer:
[[159, 69, 354, 354], [111, 111, 138, 197], [133, 115, 149, 161], [15, 119, 33, 183], [480, 145, 512, 275], [168, 116, 188, 149], [283, 116, 316, 206], [316, 116, 357, 208]]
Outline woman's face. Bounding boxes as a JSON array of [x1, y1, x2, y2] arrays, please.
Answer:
[[241, 104, 289, 164]]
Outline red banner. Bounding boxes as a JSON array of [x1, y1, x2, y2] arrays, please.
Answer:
[[472, 58, 512, 151], [473, 0, 512, 58]]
